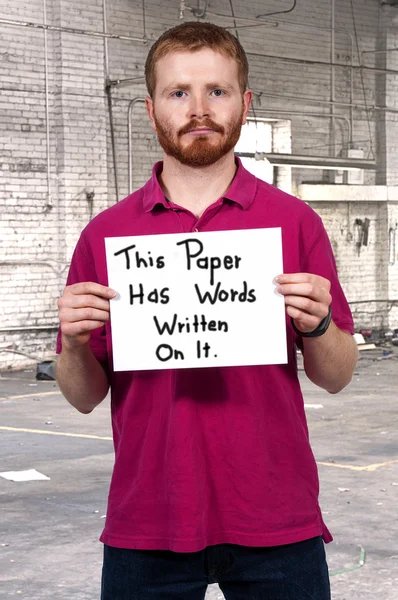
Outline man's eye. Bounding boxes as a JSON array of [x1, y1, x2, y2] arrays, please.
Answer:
[[172, 91, 186, 98], [212, 89, 224, 97]]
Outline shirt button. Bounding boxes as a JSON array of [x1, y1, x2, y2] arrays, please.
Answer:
[[194, 228, 199, 232]]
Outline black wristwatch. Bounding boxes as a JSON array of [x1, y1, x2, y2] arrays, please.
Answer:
[[291, 306, 332, 338]]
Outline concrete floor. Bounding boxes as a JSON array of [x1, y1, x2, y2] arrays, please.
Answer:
[[1, 348, 398, 599]]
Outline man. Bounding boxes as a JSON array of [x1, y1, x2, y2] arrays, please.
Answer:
[[57, 21, 358, 600]]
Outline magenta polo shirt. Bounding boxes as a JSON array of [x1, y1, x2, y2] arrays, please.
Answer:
[[57, 158, 354, 553]]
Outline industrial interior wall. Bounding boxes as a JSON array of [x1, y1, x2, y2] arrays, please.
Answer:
[[303, 196, 393, 332], [297, 182, 398, 331], [0, 0, 391, 369]]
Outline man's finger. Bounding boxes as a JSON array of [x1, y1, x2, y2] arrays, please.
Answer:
[[61, 307, 110, 324], [67, 294, 111, 311], [275, 273, 330, 288], [67, 282, 116, 298], [61, 320, 107, 337], [277, 283, 331, 304], [286, 306, 320, 330], [283, 296, 329, 319]]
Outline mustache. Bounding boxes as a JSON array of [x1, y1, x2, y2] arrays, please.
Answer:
[[178, 119, 225, 136]]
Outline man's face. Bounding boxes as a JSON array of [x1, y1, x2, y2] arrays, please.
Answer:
[[146, 48, 252, 167]]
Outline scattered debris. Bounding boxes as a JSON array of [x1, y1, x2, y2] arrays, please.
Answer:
[[359, 343, 377, 351], [329, 545, 366, 577], [36, 360, 56, 381], [304, 403, 324, 409], [377, 352, 393, 360], [338, 487, 350, 492], [0, 469, 50, 482], [45, 421, 53, 425], [354, 333, 376, 350]]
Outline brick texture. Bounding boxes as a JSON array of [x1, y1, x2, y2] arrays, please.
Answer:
[[1, 0, 397, 368]]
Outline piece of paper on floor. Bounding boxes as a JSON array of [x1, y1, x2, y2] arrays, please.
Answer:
[[0, 469, 50, 482]]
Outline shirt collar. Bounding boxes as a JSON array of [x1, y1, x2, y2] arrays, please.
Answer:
[[142, 157, 258, 213]]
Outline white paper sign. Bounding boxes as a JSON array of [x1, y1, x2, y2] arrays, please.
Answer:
[[105, 228, 287, 371]]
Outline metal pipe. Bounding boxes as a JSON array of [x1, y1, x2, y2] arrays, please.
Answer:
[[103, 0, 119, 202], [204, 8, 354, 49], [0, 260, 68, 276], [246, 50, 398, 76], [186, 1, 208, 18], [103, 0, 109, 78], [2, 14, 397, 73], [350, 38, 354, 145], [236, 152, 375, 171], [0, 349, 52, 361], [41, 0, 63, 289], [257, 0, 297, 18], [224, 21, 278, 31], [4, 81, 397, 114], [108, 76, 146, 88], [142, 0, 147, 38], [0, 326, 59, 333], [128, 97, 146, 194], [106, 83, 119, 202], [43, 0, 51, 208], [248, 108, 352, 152], [330, 0, 336, 157], [0, 16, 148, 43], [250, 89, 376, 112], [348, 299, 398, 305], [184, 8, 265, 23], [179, 0, 185, 19], [362, 47, 398, 57]]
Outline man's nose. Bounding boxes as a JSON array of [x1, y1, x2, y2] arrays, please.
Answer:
[[188, 94, 211, 119]]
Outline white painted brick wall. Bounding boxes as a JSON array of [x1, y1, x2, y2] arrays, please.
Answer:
[[387, 201, 398, 330], [1, 0, 397, 368], [298, 185, 398, 332]]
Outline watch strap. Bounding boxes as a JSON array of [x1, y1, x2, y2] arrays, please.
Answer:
[[291, 306, 332, 338]]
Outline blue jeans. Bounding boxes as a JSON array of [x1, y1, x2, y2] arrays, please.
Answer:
[[101, 536, 331, 599]]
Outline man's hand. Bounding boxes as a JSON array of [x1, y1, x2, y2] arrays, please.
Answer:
[[275, 273, 331, 333], [275, 272, 357, 393], [58, 282, 116, 349]]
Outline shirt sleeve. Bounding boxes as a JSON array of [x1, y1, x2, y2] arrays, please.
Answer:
[[301, 216, 355, 336], [56, 234, 108, 363]]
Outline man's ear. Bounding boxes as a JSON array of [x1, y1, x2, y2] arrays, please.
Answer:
[[145, 96, 157, 132], [242, 89, 253, 125]]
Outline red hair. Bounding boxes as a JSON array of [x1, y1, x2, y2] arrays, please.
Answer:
[[145, 21, 249, 97]]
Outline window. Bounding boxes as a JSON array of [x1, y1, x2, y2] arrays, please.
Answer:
[[235, 119, 273, 183]]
